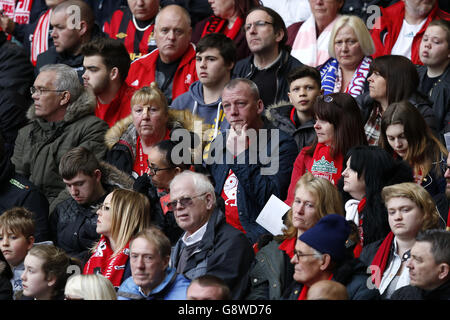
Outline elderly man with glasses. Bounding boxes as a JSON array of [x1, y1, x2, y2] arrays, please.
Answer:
[[11, 63, 109, 213], [168, 170, 254, 300]]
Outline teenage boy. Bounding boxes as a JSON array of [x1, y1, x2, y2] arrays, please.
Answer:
[[265, 65, 323, 151], [0, 208, 35, 299], [170, 32, 236, 144]]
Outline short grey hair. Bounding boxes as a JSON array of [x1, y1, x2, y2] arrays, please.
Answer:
[[170, 171, 216, 204], [224, 78, 260, 101], [39, 64, 83, 102]]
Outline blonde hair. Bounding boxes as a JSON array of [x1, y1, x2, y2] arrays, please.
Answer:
[[101, 189, 152, 257], [382, 182, 440, 231], [328, 15, 375, 58], [281, 172, 344, 239], [65, 274, 117, 300], [130, 82, 168, 115]]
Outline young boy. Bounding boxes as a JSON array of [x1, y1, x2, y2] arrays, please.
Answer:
[[265, 65, 323, 151], [417, 19, 450, 140], [0, 207, 35, 299]]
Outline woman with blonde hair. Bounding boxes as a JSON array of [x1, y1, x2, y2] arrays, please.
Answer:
[[361, 182, 442, 299], [105, 82, 203, 178], [64, 274, 117, 300], [246, 172, 343, 300], [320, 15, 375, 98], [83, 189, 151, 288]]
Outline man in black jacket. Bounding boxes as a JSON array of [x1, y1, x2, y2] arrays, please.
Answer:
[[391, 230, 450, 300], [49, 146, 133, 264], [169, 171, 254, 300], [232, 6, 302, 107]]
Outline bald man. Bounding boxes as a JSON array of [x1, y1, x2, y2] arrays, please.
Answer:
[[125, 4, 198, 104], [306, 280, 349, 300]]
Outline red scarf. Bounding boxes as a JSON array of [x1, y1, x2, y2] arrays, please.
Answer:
[[352, 198, 367, 258], [278, 236, 296, 259], [30, 9, 51, 66], [369, 231, 394, 288], [201, 15, 243, 40], [309, 143, 343, 185], [83, 236, 130, 288], [133, 129, 171, 176], [0, 0, 33, 24]]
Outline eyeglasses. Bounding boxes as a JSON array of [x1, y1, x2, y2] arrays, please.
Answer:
[[167, 193, 207, 211], [30, 86, 65, 96], [244, 20, 273, 32], [293, 249, 322, 261], [147, 160, 174, 176]]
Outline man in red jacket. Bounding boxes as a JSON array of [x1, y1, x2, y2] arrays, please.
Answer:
[[126, 4, 198, 104], [81, 37, 135, 128], [371, 0, 450, 65]]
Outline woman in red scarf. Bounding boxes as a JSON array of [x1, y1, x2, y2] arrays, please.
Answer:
[[83, 189, 151, 288], [285, 92, 367, 205], [246, 172, 344, 300], [340, 145, 414, 258], [191, 0, 261, 61], [360, 182, 441, 299]]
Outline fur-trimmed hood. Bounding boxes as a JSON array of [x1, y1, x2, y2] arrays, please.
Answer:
[[26, 88, 96, 124], [105, 108, 209, 150], [99, 160, 134, 190]]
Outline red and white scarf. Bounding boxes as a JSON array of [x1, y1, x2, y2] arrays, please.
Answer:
[[30, 8, 51, 66], [83, 235, 130, 288], [0, 0, 33, 24], [369, 231, 395, 288]]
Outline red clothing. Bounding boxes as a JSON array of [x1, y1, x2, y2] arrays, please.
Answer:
[[125, 44, 198, 101], [221, 169, 246, 234], [371, 1, 450, 65], [95, 82, 135, 128], [285, 144, 343, 205], [103, 7, 156, 61]]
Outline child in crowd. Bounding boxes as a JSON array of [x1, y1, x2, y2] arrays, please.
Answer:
[[0, 207, 35, 299]]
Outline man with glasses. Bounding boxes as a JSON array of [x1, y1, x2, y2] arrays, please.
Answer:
[[50, 146, 134, 265], [232, 6, 303, 107], [282, 214, 379, 300], [169, 170, 254, 300], [11, 64, 109, 212]]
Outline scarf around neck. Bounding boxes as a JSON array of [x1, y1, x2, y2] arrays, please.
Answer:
[[369, 231, 394, 289], [83, 235, 130, 288], [30, 9, 52, 66], [201, 15, 243, 40]]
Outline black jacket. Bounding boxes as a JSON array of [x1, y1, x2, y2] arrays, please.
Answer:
[[356, 91, 439, 137], [0, 156, 50, 242], [232, 49, 303, 106], [0, 252, 13, 300], [417, 64, 450, 140], [170, 207, 255, 300]]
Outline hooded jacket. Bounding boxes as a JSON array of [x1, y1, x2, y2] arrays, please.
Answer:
[[170, 207, 254, 300], [11, 89, 109, 210], [49, 161, 134, 265]]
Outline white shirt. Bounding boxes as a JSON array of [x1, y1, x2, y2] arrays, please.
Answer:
[[391, 18, 427, 60], [181, 222, 208, 247], [378, 236, 411, 297]]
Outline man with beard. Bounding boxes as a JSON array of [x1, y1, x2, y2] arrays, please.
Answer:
[[81, 37, 135, 127]]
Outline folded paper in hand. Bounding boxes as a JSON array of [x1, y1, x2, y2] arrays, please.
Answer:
[[256, 194, 290, 236]]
